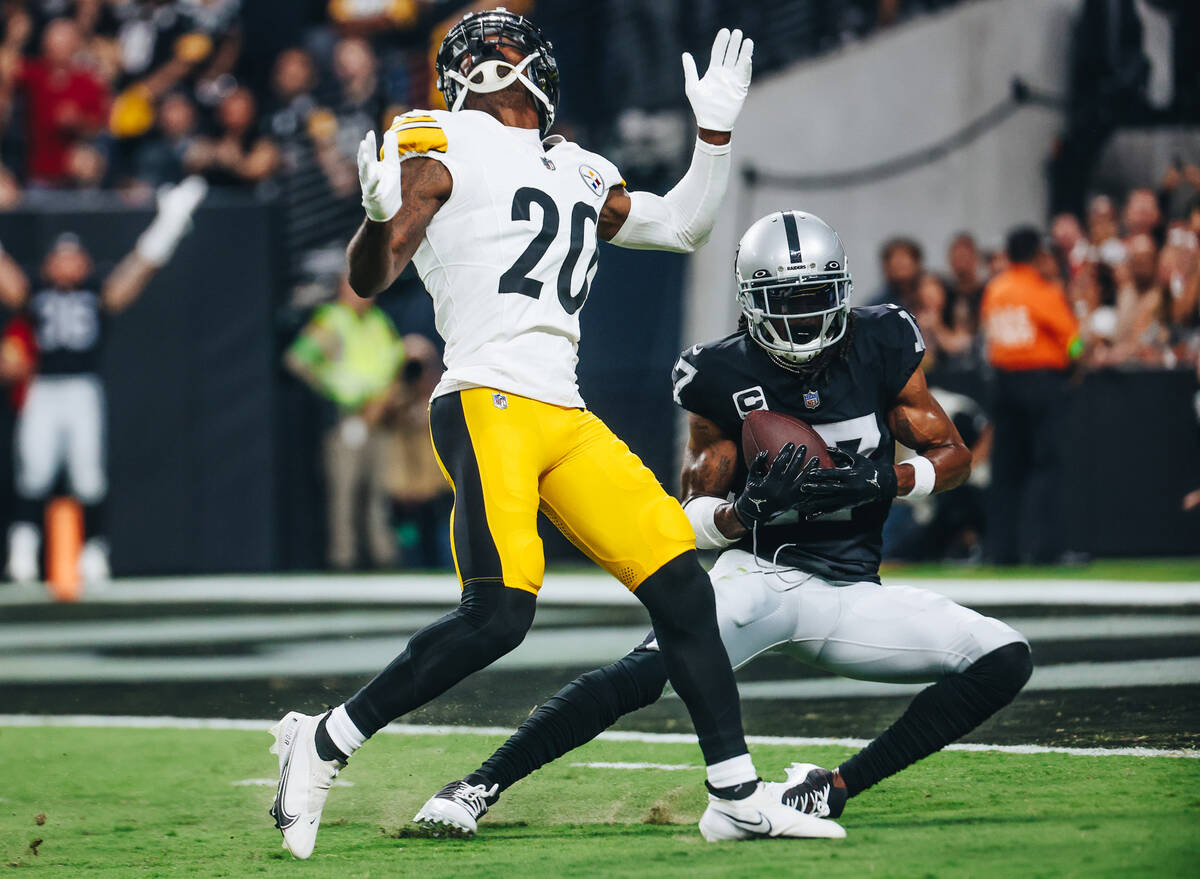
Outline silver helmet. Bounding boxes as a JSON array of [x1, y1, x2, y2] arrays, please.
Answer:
[[735, 211, 853, 365]]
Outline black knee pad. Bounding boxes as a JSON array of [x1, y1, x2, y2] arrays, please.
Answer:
[[635, 551, 715, 634], [966, 641, 1033, 705], [459, 583, 537, 657]]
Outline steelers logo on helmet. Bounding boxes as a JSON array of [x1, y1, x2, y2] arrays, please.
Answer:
[[734, 211, 853, 369], [435, 7, 561, 137]]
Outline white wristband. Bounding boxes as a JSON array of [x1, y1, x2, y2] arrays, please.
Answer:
[[904, 455, 937, 499], [683, 495, 738, 550]]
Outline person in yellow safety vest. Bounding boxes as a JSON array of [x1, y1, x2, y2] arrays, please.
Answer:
[[285, 274, 405, 570]]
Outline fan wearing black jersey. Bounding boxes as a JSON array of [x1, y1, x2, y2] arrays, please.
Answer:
[[418, 211, 1032, 834], [5, 176, 206, 585]]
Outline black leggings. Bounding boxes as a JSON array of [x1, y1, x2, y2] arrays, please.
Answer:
[[345, 583, 537, 737]]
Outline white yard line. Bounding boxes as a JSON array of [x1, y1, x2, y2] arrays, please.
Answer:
[[0, 574, 1197, 607], [0, 714, 1194, 759]]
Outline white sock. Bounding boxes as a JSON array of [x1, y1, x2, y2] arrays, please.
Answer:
[[325, 704, 367, 757], [706, 752, 757, 790]]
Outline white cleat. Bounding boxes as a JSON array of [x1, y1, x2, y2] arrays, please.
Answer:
[[78, 539, 111, 587], [6, 523, 40, 583], [413, 779, 499, 837], [698, 781, 846, 842], [268, 711, 344, 859]]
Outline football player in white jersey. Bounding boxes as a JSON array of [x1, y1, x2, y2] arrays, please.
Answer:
[[268, 8, 844, 860]]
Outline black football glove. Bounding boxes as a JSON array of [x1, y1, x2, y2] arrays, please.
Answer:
[[794, 447, 898, 520], [733, 442, 819, 528]]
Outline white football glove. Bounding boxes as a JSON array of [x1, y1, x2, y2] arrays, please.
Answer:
[[358, 128, 404, 223], [135, 175, 208, 266], [682, 28, 754, 133]]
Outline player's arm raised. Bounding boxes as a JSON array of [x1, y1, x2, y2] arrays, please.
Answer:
[[680, 412, 814, 547], [597, 28, 752, 252], [104, 175, 207, 313], [346, 128, 452, 297], [886, 366, 972, 496]]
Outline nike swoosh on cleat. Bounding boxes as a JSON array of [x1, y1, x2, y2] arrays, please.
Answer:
[[273, 755, 300, 829], [727, 812, 772, 835]]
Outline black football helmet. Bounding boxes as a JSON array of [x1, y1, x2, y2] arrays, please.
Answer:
[[435, 7, 560, 136]]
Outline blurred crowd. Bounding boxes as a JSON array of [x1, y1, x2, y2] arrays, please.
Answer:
[[878, 169, 1200, 564], [877, 181, 1200, 382]]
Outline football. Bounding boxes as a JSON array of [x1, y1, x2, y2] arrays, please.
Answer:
[[741, 409, 834, 470]]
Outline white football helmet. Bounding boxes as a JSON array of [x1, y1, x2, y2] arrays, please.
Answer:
[[735, 211, 853, 365]]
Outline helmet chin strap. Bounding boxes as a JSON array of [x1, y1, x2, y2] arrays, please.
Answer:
[[445, 52, 553, 122]]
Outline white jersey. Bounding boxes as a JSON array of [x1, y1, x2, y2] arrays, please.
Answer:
[[388, 109, 624, 408]]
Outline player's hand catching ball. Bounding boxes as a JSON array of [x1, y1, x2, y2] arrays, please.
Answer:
[[733, 442, 818, 528], [358, 127, 404, 223], [795, 447, 898, 520], [682, 27, 753, 132]]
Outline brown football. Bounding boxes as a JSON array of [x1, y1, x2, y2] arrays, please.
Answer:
[[741, 410, 834, 470]]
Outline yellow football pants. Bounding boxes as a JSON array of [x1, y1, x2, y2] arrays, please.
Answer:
[[429, 388, 695, 594]]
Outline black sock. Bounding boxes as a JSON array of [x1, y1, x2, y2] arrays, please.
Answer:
[[314, 712, 348, 763], [705, 779, 759, 800], [469, 646, 669, 793], [838, 642, 1033, 797], [344, 583, 536, 737], [634, 551, 748, 767]]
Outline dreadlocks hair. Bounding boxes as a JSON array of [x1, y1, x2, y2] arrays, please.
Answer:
[[738, 311, 857, 385]]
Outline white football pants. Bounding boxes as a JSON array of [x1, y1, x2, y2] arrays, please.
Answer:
[[14, 374, 107, 504], [696, 549, 1026, 682]]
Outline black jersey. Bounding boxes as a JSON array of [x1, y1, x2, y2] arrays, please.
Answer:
[[672, 305, 926, 582], [30, 287, 106, 377]]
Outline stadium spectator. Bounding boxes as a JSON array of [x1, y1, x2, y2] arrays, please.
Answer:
[[130, 90, 199, 187], [980, 226, 1081, 565], [1051, 212, 1090, 281], [1122, 187, 1162, 242], [184, 85, 279, 186], [1087, 194, 1126, 265], [0, 17, 109, 186], [1112, 233, 1169, 365], [1068, 259, 1121, 367], [264, 47, 318, 144], [328, 37, 386, 159], [915, 271, 973, 376], [944, 232, 984, 320], [284, 275, 405, 571], [874, 236, 923, 309]]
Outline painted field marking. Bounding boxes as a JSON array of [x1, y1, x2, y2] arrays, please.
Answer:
[[570, 762, 699, 771], [0, 715, 1195, 759], [232, 778, 354, 787]]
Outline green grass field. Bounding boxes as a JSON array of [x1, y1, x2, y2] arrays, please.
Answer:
[[2, 725, 1197, 877]]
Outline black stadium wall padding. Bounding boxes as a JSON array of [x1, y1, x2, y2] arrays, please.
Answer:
[[0, 195, 282, 575]]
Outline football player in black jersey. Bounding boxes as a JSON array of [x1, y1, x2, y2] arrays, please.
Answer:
[[418, 211, 1032, 834], [5, 176, 206, 585]]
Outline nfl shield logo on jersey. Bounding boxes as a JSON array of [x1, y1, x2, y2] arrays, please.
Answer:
[[493, 392, 508, 410], [803, 389, 820, 410], [579, 165, 604, 195]]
